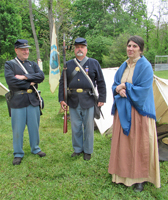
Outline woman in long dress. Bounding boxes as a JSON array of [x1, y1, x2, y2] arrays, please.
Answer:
[[108, 35, 160, 192]]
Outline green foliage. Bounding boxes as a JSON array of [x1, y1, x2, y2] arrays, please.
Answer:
[[72, 0, 147, 38], [86, 35, 112, 66], [102, 33, 130, 68], [72, 0, 110, 37], [144, 49, 157, 64], [0, 0, 22, 68], [42, 60, 50, 75], [143, 17, 156, 51], [157, 24, 168, 55], [0, 0, 51, 73], [0, 75, 168, 199], [70, 0, 149, 66], [0, 53, 13, 72], [1, 0, 168, 73]]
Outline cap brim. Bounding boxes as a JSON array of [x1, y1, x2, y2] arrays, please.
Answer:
[[74, 43, 87, 46], [18, 45, 31, 48]]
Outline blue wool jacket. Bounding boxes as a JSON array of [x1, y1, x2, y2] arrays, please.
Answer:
[[112, 56, 156, 136]]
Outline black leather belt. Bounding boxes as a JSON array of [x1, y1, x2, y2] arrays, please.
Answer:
[[68, 88, 92, 94], [13, 89, 34, 95]]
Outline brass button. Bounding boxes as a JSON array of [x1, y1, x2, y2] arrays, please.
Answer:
[[27, 89, 33, 93], [75, 67, 80, 71]]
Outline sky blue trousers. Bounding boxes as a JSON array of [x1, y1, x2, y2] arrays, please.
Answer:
[[69, 104, 94, 154], [11, 105, 41, 158]]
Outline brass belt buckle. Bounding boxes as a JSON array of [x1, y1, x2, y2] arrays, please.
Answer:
[[76, 88, 83, 93], [27, 89, 33, 93]]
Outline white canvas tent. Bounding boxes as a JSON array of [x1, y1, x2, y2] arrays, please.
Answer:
[[95, 68, 168, 134], [94, 68, 118, 134], [153, 75, 168, 124], [0, 82, 9, 96]]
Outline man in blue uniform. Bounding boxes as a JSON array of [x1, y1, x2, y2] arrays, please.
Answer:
[[5, 39, 46, 165], [59, 37, 106, 160]]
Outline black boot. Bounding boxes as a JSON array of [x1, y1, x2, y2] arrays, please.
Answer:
[[134, 183, 144, 192]]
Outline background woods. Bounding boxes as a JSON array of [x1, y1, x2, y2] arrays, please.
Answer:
[[1, 0, 168, 72]]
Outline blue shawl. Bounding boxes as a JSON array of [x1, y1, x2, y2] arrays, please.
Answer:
[[112, 56, 156, 136]]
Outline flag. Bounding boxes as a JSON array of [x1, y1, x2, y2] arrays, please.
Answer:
[[49, 20, 60, 93], [0, 82, 9, 96], [38, 59, 43, 71]]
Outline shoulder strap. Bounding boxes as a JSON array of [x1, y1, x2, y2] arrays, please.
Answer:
[[80, 56, 89, 66], [73, 58, 98, 100], [11, 58, 28, 74], [68, 56, 89, 84], [74, 58, 105, 118]]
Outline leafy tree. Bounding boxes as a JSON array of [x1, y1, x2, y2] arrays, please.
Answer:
[[0, 0, 22, 67], [144, 49, 157, 64], [1, 0, 168, 71], [70, 0, 148, 65], [86, 35, 112, 66], [102, 33, 130, 68], [37, 0, 74, 71], [0, 0, 50, 68], [28, 0, 40, 60], [72, 0, 111, 38]]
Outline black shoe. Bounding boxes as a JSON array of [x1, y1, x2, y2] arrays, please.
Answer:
[[71, 152, 83, 157], [84, 153, 91, 161], [13, 157, 22, 165], [134, 183, 144, 192], [37, 151, 46, 157]]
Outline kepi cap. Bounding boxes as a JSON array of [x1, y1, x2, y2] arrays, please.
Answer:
[[14, 39, 31, 48], [74, 37, 87, 46]]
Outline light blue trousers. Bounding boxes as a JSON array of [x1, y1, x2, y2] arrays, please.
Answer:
[[69, 104, 94, 154], [11, 105, 41, 158]]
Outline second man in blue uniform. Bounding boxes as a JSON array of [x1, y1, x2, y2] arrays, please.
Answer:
[[59, 37, 106, 160]]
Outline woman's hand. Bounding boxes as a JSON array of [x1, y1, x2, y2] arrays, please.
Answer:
[[119, 88, 127, 98], [116, 83, 126, 93]]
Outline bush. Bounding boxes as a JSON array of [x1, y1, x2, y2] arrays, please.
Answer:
[[144, 49, 157, 64], [0, 52, 13, 71]]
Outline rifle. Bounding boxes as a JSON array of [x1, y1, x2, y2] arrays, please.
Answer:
[[5, 91, 12, 117], [63, 33, 68, 133]]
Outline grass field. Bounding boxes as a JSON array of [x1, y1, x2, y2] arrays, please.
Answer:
[[0, 71, 168, 200]]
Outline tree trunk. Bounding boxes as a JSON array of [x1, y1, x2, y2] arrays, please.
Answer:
[[28, 0, 40, 60], [48, 0, 53, 45]]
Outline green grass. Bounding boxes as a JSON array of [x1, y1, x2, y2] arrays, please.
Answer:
[[154, 70, 168, 79], [0, 74, 168, 200]]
